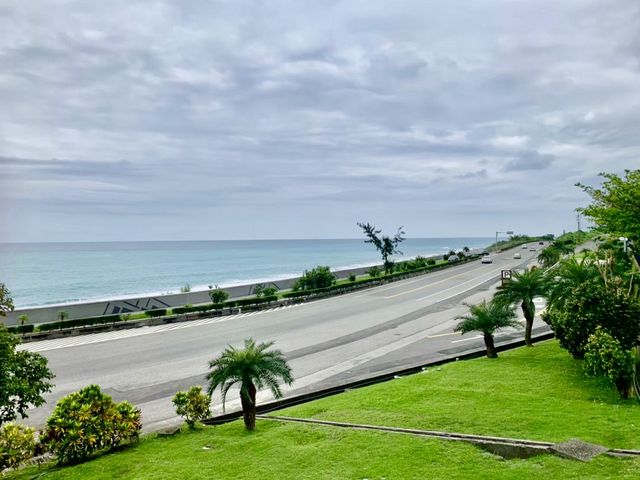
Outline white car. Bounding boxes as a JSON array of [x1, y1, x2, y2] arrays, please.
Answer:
[[521, 244, 528, 249], [481, 255, 493, 264], [513, 253, 522, 259]]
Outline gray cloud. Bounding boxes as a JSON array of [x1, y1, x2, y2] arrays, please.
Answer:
[[1, 0, 639, 241]]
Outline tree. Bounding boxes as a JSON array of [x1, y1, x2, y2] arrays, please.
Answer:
[[208, 285, 229, 304], [543, 280, 640, 359], [0, 327, 55, 426], [584, 327, 638, 399], [537, 247, 561, 268], [454, 300, 521, 358], [545, 256, 600, 310], [494, 268, 547, 347], [206, 338, 293, 431], [18, 314, 29, 327], [357, 222, 405, 274], [0, 283, 13, 317], [577, 169, 640, 242], [293, 266, 335, 291]]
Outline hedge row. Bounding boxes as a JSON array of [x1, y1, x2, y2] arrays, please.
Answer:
[[38, 314, 123, 332], [284, 256, 479, 299], [6, 324, 35, 334]]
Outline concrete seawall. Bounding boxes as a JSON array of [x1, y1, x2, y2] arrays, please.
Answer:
[[2, 262, 403, 326]]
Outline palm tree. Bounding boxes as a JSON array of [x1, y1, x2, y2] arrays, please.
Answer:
[[545, 256, 600, 310], [537, 247, 561, 268], [494, 268, 547, 347], [454, 300, 521, 358], [206, 338, 293, 431]]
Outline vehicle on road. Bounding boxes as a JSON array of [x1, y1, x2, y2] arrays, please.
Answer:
[[513, 253, 522, 259], [529, 248, 536, 252], [538, 241, 544, 245], [521, 244, 528, 249], [481, 255, 493, 264]]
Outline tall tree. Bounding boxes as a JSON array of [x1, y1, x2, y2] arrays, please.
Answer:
[[0, 283, 14, 317], [357, 222, 405, 274], [545, 256, 600, 310], [494, 268, 548, 347], [206, 338, 293, 431], [0, 327, 55, 426], [454, 300, 521, 358], [577, 169, 640, 242]]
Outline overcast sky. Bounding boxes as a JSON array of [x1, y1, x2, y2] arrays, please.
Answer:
[[1, 0, 638, 242]]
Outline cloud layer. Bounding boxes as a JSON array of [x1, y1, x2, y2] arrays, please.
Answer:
[[1, 1, 639, 241]]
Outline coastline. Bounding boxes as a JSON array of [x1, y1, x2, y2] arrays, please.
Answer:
[[2, 260, 402, 325]]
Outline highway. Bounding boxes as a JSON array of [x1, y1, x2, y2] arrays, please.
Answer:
[[19, 245, 548, 431]]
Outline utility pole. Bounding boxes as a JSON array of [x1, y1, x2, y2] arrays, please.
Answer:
[[576, 213, 581, 232]]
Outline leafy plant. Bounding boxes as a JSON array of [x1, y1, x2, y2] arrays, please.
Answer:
[[293, 266, 335, 291], [348, 273, 356, 282], [58, 311, 68, 322], [543, 281, 640, 359], [180, 283, 191, 293], [0, 423, 35, 470], [0, 283, 13, 317], [584, 327, 638, 399], [17, 314, 29, 327], [208, 286, 229, 304], [0, 327, 54, 427], [357, 222, 405, 274], [207, 338, 293, 431], [42, 385, 141, 464], [367, 266, 382, 278], [254, 284, 278, 298], [454, 300, 521, 358], [172, 386, 211, 428]]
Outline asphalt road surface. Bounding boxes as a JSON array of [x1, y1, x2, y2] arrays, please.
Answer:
[[19, 244, 549, 432]]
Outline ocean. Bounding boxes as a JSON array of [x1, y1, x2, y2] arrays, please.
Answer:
[[0, 238, 492, 308]]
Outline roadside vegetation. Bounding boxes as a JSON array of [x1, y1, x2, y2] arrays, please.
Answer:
[[1, 168, 638, 476]]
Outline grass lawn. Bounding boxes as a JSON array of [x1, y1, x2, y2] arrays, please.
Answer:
[[7, 340, 639, 479], [281, 340, 640, 449]]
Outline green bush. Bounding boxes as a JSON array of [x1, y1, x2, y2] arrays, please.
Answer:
[[172, 386, 211, 428], [426, 258, 436, 266], [208, 287, 229, 304], [42, 385, 141, 465], [0, 423, 35, 469], [367, 266, 382, 278], [145, 308, 167, 318], [584, 327, 639, 399], [293, 266, 335, 291], [348, 273, 357, 282], [261, 286, 278, 297], [544, 281, 640, 359]]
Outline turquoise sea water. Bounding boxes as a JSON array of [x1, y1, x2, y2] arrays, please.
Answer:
[[0, 238, 492, 308]]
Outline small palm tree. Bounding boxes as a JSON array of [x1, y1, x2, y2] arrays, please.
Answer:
[[545, 256, 600, 310], [455, 300, 521, 358], [537, 247, 561, 268], [494, 268, 547, 347], [206, 338, 293, 431]]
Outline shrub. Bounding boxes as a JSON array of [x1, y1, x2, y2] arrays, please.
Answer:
[[172, 386, 211, 428], [0, 423, 35, 470], [293, 266, 335, 291], [544, 281, 640, 359], [42, 385, 141, 465], [145, 308, 167, 318], [261, 286, 278, 297], [208, 287, 229, 304], [426, 258, 436, 266], [584, 327, 638, 399], [348, 273, 356, 282], [180, 283, 191, 293], [367, 266, 382, 278]]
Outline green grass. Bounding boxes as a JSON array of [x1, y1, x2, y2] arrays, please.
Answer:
[[8, 421, 639, 479], [282, 341, 639, 449], [7, 341, 639, 479]]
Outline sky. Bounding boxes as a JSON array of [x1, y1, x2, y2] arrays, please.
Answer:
[[1, 0, 639, 242]]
